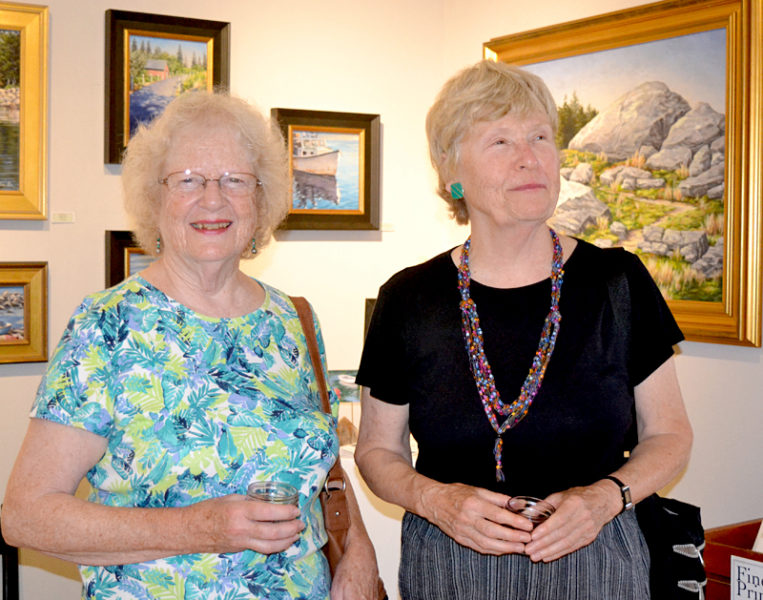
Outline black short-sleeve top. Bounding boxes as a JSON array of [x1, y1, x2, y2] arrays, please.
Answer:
[[356, 239, 684, 497]]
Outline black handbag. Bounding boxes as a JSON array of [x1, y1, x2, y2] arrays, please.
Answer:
[[635, 494, 706, 599], [606, 259, 706, 598]]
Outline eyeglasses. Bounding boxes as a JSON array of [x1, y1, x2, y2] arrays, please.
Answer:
[[159, 170, 262, 197]]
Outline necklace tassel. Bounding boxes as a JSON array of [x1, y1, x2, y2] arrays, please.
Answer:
[[494, 436, 505, 482]]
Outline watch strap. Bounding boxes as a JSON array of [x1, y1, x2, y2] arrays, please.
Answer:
[[604, 475, 633, 513]]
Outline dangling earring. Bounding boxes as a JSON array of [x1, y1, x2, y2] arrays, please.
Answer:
[[450, 182, 464, 200], [156, 237, 162, 254], [251, 237, 257, 255]]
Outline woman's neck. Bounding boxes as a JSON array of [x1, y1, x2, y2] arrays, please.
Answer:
[[452, 224, 575, 288], [141, 255, 264, 318]]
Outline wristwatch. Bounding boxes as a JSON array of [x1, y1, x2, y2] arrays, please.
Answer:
[[604, 475, 633, 514]]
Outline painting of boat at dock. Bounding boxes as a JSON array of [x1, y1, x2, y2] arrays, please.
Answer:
[[290, 129, 360, 212], [0, 285, 25, 342], [272, 108, 380, 230]]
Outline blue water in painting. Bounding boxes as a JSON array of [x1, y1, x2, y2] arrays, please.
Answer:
[[292, 135, 360, 211], [0, 285, 24, 332], [0, 121, 20, 190], [0, 309, 23, 329]]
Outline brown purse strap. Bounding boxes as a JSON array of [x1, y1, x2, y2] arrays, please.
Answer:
[[290, 296, 345, 490], [291, 296, 388, 599], [291, 296, 331, 415]]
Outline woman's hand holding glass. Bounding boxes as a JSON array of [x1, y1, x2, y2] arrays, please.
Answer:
[[186, 494, 304, 556]]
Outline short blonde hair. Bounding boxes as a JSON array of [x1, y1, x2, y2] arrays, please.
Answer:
[[122, 91, 289, 257], [426, 60, 558, 224]]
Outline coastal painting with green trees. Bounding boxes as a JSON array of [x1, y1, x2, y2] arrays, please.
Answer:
[[528, 28, 726, 303], [127, 34, 210, 137], [0, 28, 20, 190]]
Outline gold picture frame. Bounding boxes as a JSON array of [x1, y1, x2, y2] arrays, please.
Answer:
[[0, 2, 48, 220], [0, 261, 47, 363], [485, 0, 762, 346]]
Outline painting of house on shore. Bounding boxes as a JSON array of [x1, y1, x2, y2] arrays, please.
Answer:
[[530, 28, 726, 302]]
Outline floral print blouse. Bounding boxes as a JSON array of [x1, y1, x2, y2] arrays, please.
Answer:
[[32, 276, 338, 599]]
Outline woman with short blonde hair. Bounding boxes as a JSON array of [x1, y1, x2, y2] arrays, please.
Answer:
[[356, 60, 691, 599]]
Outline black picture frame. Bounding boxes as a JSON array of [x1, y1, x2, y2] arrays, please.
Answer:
[[105, 230, 153, 287], [271, 108, 381, 230], [104, 9, 230, 164]]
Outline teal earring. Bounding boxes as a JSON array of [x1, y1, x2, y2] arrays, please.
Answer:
[[156, 237, 161, 254], [251, 237, 257, 255], [450, 182, 464, 200]]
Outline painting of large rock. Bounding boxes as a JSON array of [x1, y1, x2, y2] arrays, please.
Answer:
[[568, 82, 690, 161], [526, 28, 727, 303]]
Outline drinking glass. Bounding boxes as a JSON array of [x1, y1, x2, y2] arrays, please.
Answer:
[[506, 495, 556, 524], [246, 481, 299, 506]]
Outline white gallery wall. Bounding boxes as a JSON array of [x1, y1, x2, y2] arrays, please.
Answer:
[[0, 0, 760, 597]]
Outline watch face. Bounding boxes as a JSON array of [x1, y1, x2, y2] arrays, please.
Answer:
[[622, 487, 633, 510], [604, 476, 633, 512]]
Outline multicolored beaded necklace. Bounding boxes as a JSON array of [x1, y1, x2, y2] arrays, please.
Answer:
[[457, 228, 564, 481]]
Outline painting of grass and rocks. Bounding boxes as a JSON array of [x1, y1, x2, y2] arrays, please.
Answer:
[[529, 28, 726, 302]]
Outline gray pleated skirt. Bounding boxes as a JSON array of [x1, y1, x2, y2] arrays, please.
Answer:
[[399, 510, 650, 600]]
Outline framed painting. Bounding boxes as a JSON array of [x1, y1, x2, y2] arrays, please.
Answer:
[[485, 0, 762, 346], [105, 230, 155, 287], [0, 261, 47, 363], [0, 3, 47, 220], [104, 10, 230, 164], [271, 108, 381, 230]]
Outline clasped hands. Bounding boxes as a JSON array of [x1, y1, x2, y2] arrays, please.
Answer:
[[422, 481, 616, 562]]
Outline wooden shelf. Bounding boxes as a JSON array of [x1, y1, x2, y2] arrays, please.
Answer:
[[705, 519, 762, 599]]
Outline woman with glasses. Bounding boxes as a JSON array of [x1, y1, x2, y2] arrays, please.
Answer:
[[1, 92, 380, 599]]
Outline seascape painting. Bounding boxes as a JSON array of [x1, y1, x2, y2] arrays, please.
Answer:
[[290, 129, 361, 212], [528, 28, 726, 302], [0, 285, 25, 342], [127, 34, 210, 138], [0, 29, 20, 191]]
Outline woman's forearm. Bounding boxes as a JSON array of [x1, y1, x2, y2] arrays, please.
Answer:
[[611, 430, 692, 504], [354, 445, 445, 522], [2, 488, 302, 565], [2, 493, 201, 564]]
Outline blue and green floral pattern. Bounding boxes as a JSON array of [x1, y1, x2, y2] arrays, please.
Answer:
[[32, 276, 338, 599]]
